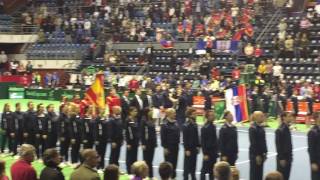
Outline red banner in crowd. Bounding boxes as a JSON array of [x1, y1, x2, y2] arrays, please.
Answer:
[[0, 75, 32, 86]]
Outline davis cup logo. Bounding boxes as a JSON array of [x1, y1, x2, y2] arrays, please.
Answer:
[[232, 96, 240, 106]]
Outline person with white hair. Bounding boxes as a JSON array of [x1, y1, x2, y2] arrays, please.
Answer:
[[10, 144, 37, 180]]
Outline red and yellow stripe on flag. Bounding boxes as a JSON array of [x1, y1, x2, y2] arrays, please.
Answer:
[[238, 84, 249, 121], [85, 73, 105, 110]]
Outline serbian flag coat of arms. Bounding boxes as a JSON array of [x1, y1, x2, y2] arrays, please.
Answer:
[[225, 85, 249, 122]]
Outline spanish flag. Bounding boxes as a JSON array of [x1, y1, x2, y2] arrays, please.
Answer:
[[85, 73, 105, 110]]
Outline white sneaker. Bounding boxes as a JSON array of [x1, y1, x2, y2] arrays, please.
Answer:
[[97, 169, 104, 174]]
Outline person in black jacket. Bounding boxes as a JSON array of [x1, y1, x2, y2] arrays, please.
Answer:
[[160, 108, 180, 179], [125, 107, 140, 174], [176, 89, 188, 128], [109, 106, 123, 166], [13, 103, 24, 147], [219, 111, 238, 166], [275, 112, 294, 180], [201, 110, 219, 180], [69, 105, 82, 164], [249, 111, 268, 180], [23, 101, 37, 146], [308, 111, 320, 180], [6, 103, 17, 155], [152, 85, 164, 126], [1, 103, 13, 154], [82, 107, 95, 149], [130, 89, 144, 126], [40, 148, 65, 180], [141, 110, 157, 178], [58, 104, 70, 163], [143, 88, 154, 120], [291, 90, 299, 117], [95, 110, 109, 170], [35, 103, 47, 157], [183, 107, 200, 180], [120, 89, 130, 123], [45, 104, 58, 149]]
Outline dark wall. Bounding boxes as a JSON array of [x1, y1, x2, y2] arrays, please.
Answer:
[[3, 0, 27, 14]]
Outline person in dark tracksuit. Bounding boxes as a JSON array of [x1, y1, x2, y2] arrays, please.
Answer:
[[82, 107, 95, 149], [44, 104, 58, 149], [95, 111, 109, 169], [161, 108, 180, 179], [23, 101, 37, 146], [125, 107, 140, 174], [13, 103, 24, 146], [291, 90, 299, 117], [120, 90, 130, 124], [109, 106, 123, 166], [261, 88, 271, 116], [141, 110, 157, 178], [7, 103, 18, 155], [1, 103, 13, 154], [58, 105, 70, 162], [219, 111, 238, 166], [183, 107, 200, 180], [176, 89, 188, 128], [35, 103, 47, 157], [308, 111, 320, 180], [251, 87, 260, 113], [249, 111, 268, 180], [201, 110, 219, 180], [275, 112, 294, 180], [69, 106, 82, 164]]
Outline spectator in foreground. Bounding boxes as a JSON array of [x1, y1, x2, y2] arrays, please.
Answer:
[[104, 164, 119, 180], [0, 160, 9, 180], [213, 161, 231, 180], [40, 148, 65, 180], [264, 171, 284, 180], [70, 149, 101, 180], [10, 144, 37, 180], [159, 162, 173, 180], [131, 161, 149, 180]]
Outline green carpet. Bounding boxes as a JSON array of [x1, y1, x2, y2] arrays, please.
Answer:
[[2, 155, 130, 180]]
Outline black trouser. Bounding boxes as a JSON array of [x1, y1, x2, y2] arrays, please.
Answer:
[[276, 158, 292, 180], [8, 134, 17, 155], [126, 144, 138, 174], [164, 145, 179, 178], [143, 146, 155, 177], [71, 139, 81, 163], [311, 162, 320, 180], [83, 138, 94, 149], [307, 97, 313, 115], [201, 154, 216, 180], [97, 141, 107, 169], [35, 135, 46, 158], [16, 132, 23, 146], [250, 156, 264, 180], [26, 133, 35, 147], [110, 143, 121, 166], [0, 133, 7, 153], [225, 155, 237, 166], [60, 137, 70, 162], [46, 134, 57, 149], [184, 149, 198, 180]]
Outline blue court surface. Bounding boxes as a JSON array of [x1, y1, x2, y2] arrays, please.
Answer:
[[105, 126, 309, 180]]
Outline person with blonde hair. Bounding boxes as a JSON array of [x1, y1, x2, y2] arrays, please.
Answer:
[[183, 107, 200, 180], [214, 161, 231, 180], [10, 144, 37, 180], [264, 171, 283, 180], [141, 110, 157, 178], [219, 110, 238, 166], [200, 110, 218, 180], [131, 161, 149, 180], [249, 111, 268, 180], [161, 108, 180, 179]]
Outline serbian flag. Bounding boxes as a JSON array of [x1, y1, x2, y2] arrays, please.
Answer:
[[85, 73, 106, 111], [225, 85, 249, 122], [160, 39, 174, 49]]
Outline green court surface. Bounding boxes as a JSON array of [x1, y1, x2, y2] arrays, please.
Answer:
[[2, 155, 130, 180]]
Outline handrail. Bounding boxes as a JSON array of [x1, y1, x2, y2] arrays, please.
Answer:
[[0, 25, 39, 34], [256, 8, 282, 44]]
